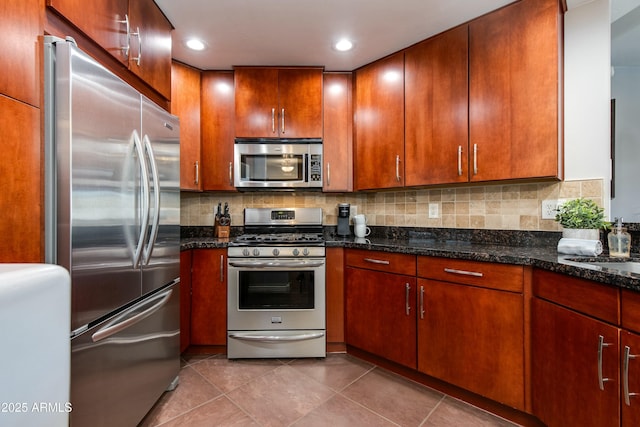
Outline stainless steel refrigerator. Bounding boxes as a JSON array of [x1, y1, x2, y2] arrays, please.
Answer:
[[44, 36, 181, 426]]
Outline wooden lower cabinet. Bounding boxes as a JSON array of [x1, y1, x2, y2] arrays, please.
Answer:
[[179, 250, 192, 353], [346, 266, 417, 368], [190, 249, 227, 346], [325, 248, 345, 351], [532, 297, 620, 427], [417, 278, 525, 409]]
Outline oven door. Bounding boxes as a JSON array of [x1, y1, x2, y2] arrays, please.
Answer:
[[227, 258, 325, 331]]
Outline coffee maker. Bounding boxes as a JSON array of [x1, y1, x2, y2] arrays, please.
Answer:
[[337, 203, 351, 236]]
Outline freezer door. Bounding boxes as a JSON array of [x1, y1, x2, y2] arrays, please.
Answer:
[[140, 97, 180, 295], [52, 41, 144, 331], [70, 282, 180, 427]]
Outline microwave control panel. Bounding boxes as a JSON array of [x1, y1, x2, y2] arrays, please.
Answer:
[[309, 154, 322, 182]]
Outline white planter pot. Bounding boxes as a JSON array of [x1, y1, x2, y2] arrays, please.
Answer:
[[562, 228, 600, 240]]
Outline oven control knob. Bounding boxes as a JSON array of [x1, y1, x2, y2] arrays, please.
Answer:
[[292, 248, 300, 256], [252, 248, 260, 257], [242, 248, 250, 257], [272, 248, 280, 256], [303, 248, 310, 256]]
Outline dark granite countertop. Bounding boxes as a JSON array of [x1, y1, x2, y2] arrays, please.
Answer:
[[181, 226, 640, 293]]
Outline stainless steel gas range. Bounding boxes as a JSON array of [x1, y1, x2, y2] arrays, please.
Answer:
[[227, 207, 326, 359]]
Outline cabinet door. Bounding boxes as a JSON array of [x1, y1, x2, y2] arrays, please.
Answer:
[[323, 73, 353, 192], [234, 68, 279, 137], [202, 71, 236, 191], [2, 0, 42, 106], [171, 62, 202, 191], [191, 249, 227, 346], [179, 250, 192, 353], [532, 298, 620, 427], [326, 248, 345, 350], [46, 0, 129, 64], [405, 25, 469, 186], [622, 331, 640, 427], [0, 96, 42, 262], [469, 0, 561, 182], [128, 0, 172, 99], [346, 267, 416, 368], [277, 68, 323, 138], [417, 279, 524, 409], [354, 52, 405, 190]]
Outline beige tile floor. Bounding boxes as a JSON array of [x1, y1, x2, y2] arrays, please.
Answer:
[[139, 353, 521, 427]]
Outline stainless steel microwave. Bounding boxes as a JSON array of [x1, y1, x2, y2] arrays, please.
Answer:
[[234, 139, 322, 189]]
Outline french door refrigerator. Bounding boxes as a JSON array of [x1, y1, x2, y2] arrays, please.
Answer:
[[44, 36, 181, 426]]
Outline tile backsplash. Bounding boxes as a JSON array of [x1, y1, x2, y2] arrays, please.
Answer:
[[181, 179, 604, 232]]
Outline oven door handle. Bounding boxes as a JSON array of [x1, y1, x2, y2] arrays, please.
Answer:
[[228, 332, 325, 343], [228, 260, 325, 268]]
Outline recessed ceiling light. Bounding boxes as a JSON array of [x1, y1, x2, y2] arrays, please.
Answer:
[[185, 38, 206, 51], [334, 38, 354, 52]]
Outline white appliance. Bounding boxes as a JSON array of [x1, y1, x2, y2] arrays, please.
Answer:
[[0, 264, 70, 427]]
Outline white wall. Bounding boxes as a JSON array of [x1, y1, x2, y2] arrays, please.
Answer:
[[564, 0, 612, 214]]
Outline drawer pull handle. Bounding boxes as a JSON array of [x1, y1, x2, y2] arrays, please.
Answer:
[[624, 345, 639, 405], [364, 258, 390, 265], [598, 335, 613, 390], [443, 268, 483, 278]]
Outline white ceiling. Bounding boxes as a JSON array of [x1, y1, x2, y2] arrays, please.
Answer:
[[155, 0, 517, 71], [156, 0, 640, 71]]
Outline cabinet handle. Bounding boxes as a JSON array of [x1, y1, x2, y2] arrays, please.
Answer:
[[395, 155, 401, 182], [624, 345, 639, 405], [326, 162, 331, 187], [363, 258, 390, 265], [130, 26, 142, 66], [405, 283, 411, 316], [194, 161, 199, 185], [271, 108, 276, 133], [443, 268, 483, 278], [457, 145, 463, 176], [420, 285, 425, 320], [229, 162, 233, 186], [598, 335, 613, 390], [117, 14, 130, 58], [281, 108, 286, 134], [220, 255, 224, 282], [473, 144, 478, 175]]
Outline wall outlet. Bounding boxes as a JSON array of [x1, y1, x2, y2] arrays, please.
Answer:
[[541, 199, 567, 220], [350, 205, 358, 218], [428, 203, 439, 219]]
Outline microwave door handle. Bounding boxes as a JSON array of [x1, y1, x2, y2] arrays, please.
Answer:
[[304, 153, 308, 183]]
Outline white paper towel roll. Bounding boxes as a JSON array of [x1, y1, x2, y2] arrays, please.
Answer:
[[557, 238, 603, 256]]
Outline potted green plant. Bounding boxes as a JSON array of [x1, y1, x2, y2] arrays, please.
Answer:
[[555, 198, 609, 240]]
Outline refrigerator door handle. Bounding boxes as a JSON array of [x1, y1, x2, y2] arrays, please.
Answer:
[[91, 288, 173, 342], [142, 134, 160, 265], [132, 130, 150, 268]]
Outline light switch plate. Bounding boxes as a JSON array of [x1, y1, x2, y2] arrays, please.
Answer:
[[428, 203, 439, 219]]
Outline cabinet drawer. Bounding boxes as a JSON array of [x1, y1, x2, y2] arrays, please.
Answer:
[[622, 289, 640, 333], [533, 269, 619, 325], [346, 249, 416, 276], [417, 256, 523, 292]]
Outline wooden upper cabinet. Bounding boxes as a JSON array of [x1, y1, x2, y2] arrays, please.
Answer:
[[47, 0, 129, 64], [201, 71, 236, 191], [405, 25, 469, 187], [354, 52, 405, 190], [234, 67, 322, 138], [2, 0, 43, 107], [47, 0, 172, 100], [128, 0, 172, 99], [469, 0, 562, 182], [323, 73, 353, 192], [171, 61, 202, 191]]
